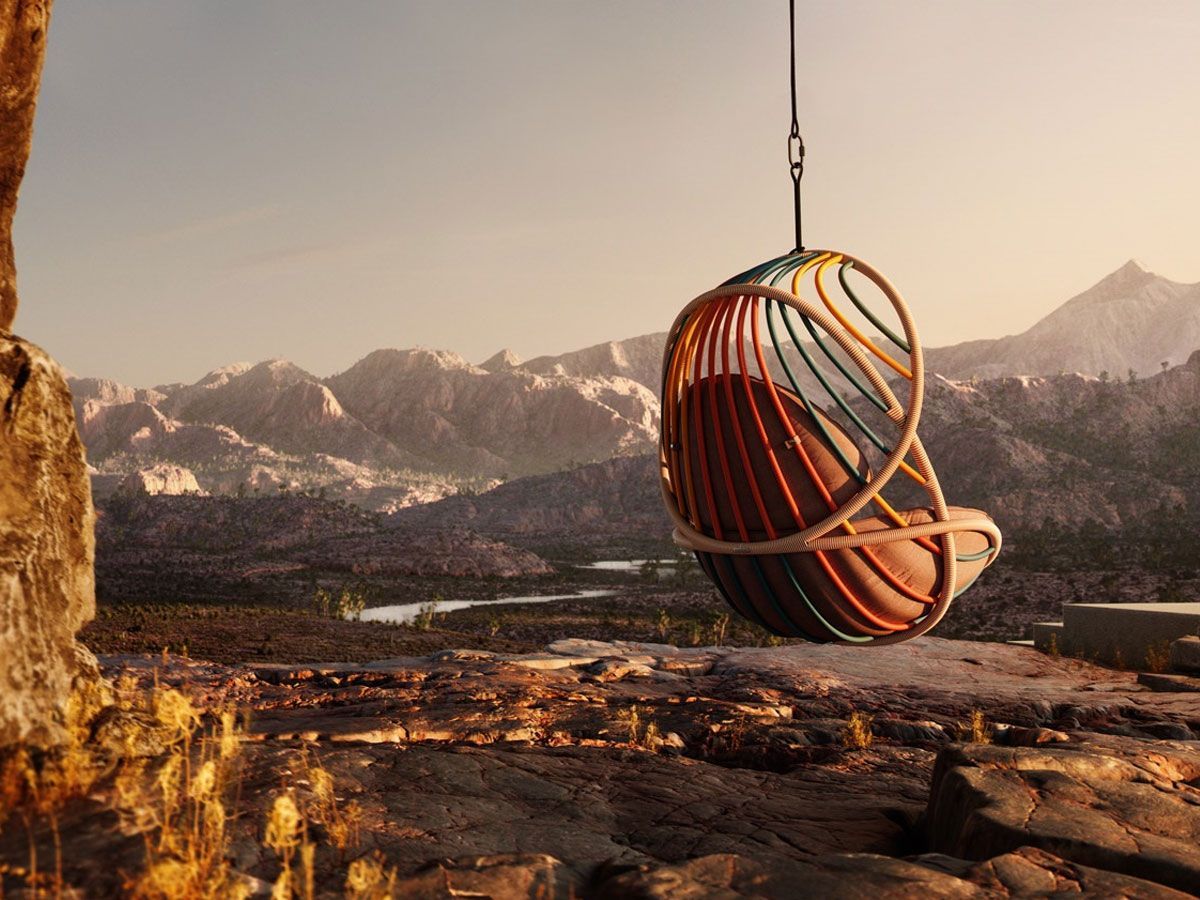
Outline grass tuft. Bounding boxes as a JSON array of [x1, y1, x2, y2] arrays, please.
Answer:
[[841, 711, 874, 750]]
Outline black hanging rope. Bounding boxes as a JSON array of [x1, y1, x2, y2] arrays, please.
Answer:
[[787, 0, 805, 252]]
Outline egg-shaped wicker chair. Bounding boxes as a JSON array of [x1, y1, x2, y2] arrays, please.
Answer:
[[660, 250, 1002, 644]]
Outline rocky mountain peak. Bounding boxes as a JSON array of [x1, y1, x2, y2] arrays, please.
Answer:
[[1057, 260, 1174, 313], [195, 361, 254, 388], [340, 347, 476, 378], [480, 349, 523, 372], [239, 358, 317, 387]]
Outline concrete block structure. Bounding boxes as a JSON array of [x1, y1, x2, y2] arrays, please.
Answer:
[[1032, 603, 1200, 669]]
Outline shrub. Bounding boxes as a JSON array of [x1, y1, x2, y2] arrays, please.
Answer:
[[312, 585, 368, 622], [1145, 640, 1172, 674], [412, 596, 441, 631]]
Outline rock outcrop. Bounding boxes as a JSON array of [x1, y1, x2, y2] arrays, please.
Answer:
[[0, 0, 49, 332], [0, 336, 95, 746], [926, 736, 1200, 894], [0, 0, 96, 749], [117, 463, 204, 497]]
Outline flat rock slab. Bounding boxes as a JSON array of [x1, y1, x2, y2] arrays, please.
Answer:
[[238, 742, 932, 875], [1140, 671, 1200, 693], [504, 654, 599, 670], [919, 847, 1193, 900]]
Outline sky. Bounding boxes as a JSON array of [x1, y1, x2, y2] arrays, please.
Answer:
[[12, 1, 1200, 386]]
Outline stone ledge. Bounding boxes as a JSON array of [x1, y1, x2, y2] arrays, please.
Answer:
[[1138, 672, 1200, 693]]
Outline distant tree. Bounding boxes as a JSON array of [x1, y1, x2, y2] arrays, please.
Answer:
[[235, 482, 246, 499], [1162, 360, 1170, 373], [1099, 370, 1110, 383], [639, 559, 661, 583], [1127, 368, 1138, 384]]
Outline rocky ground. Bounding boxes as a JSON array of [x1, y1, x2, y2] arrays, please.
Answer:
[[4, 637, 1199, 897]]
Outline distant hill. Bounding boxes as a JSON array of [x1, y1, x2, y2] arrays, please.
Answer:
[[513, 333, 667, 395], [390, 456, 666, 537], [96, 493, 551, 607], [924, 261, 1200, 380], [326, 348, 657, 477]]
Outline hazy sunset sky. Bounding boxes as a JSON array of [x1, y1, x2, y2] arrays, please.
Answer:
[[14, 1, 1200, 385]]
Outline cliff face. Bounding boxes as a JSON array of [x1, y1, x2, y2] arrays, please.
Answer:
[[0, 0, 99, 749]]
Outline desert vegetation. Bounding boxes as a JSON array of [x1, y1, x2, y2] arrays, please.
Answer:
[[0, 673, 411, 898]]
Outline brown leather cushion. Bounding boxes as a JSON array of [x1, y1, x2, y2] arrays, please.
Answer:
[[683, 373, 868, 536], [682, 374, 993, 639]]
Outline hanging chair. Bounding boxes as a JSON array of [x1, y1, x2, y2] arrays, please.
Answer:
[[659, 250, 1002, 644]]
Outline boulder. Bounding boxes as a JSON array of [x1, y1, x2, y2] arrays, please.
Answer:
[[0, 335, 96, 746], [925, 736, 1200, 894]]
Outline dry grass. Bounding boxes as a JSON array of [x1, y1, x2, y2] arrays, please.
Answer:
[[118, 689, 248, 899], [841, 711, 874, 750], [344, 852, 398, 900], [0, 676, 112, 894], [296, 750, 363, 860], [1, 675, 391, 899], [957, 709, 992, 745], [617, 705, 662, 750], [1145, 640, 1173, 674]]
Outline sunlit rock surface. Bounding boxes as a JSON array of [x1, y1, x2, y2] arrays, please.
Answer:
[[6, 638, 1189, 895], [0, 336, 95, 746]]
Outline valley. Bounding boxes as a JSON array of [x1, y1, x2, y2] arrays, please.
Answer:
[[78, 259, 1200, 669]]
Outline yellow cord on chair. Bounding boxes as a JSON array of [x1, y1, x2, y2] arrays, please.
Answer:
[[811, 256, 913, 380]]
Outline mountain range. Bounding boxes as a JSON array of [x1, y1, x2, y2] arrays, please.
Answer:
[[394, 349, 1200, 541], [73, 260, 1200, 514]]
